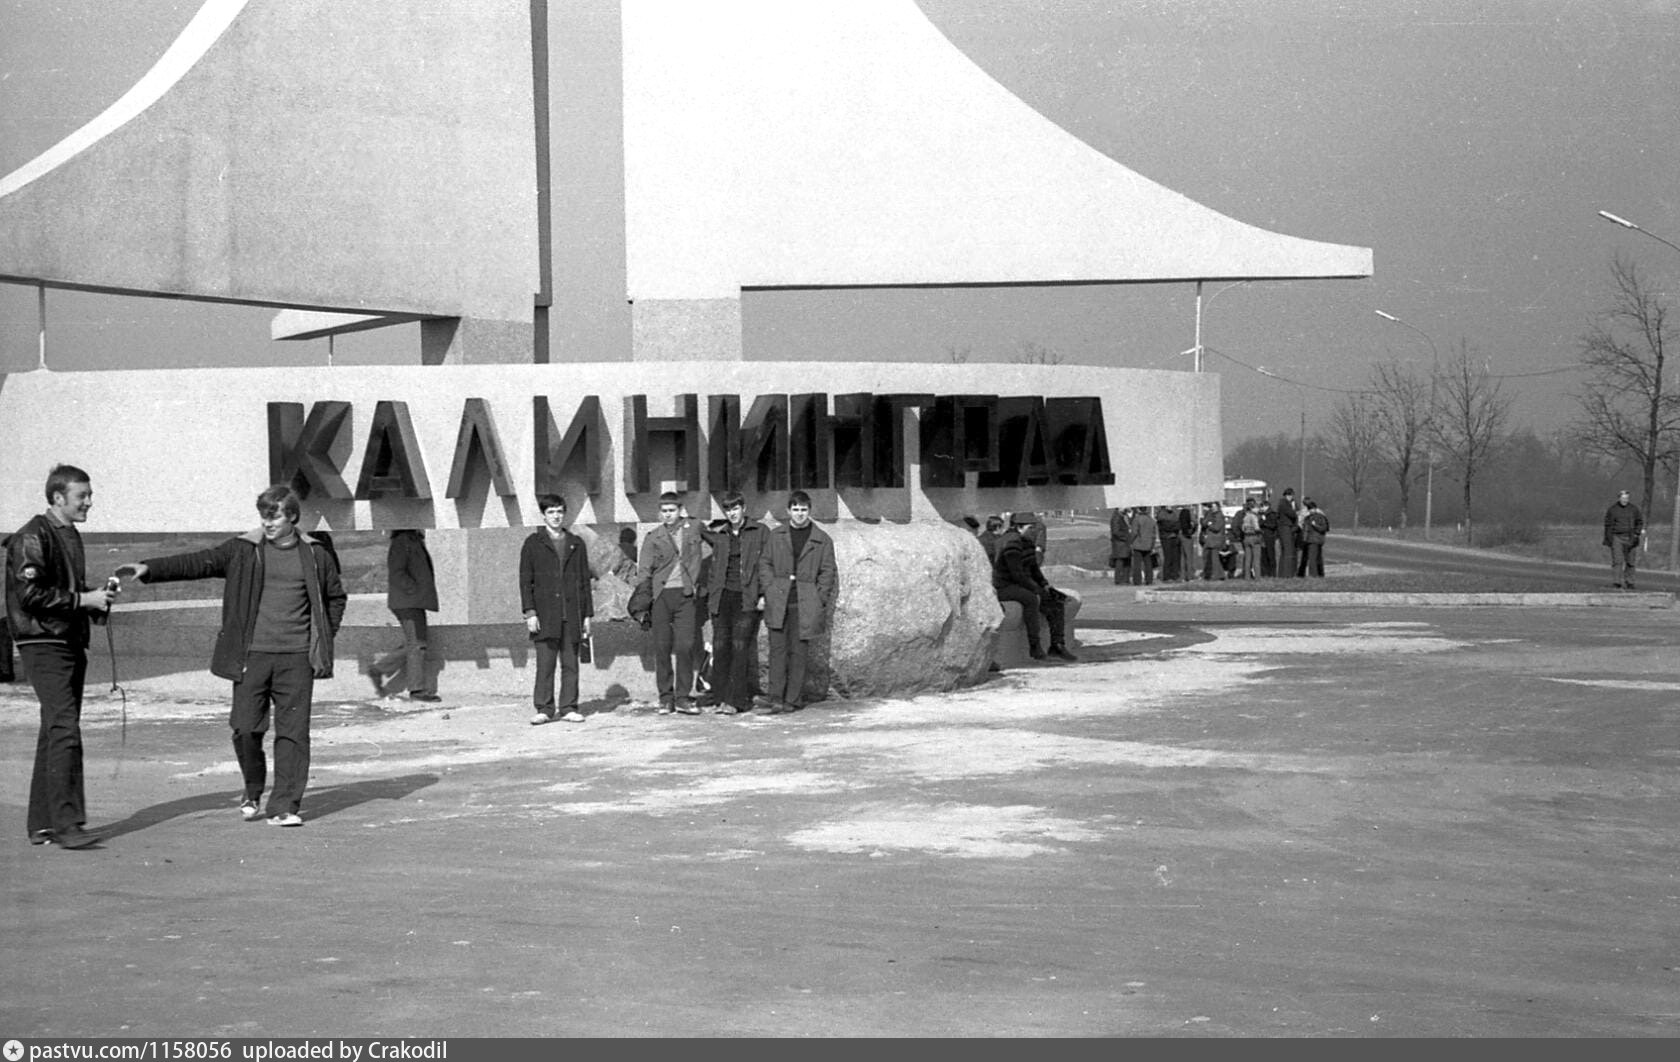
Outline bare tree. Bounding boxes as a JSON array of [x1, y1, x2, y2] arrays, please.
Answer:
[[1318, 394, 1382, 528], [1366, 359, 1434, 526], [1012, 340, 1063, 365], [1429, 341, 1511, 545], [1572, 253, 1678, 517]]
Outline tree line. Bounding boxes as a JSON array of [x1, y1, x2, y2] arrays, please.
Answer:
[[1226, 254, 1675, 543]]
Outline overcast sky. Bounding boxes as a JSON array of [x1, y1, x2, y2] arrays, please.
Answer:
[[3, 0, 1677, 447]]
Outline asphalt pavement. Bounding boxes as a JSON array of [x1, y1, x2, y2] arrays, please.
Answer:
[[5, 593, 1678, 1037]]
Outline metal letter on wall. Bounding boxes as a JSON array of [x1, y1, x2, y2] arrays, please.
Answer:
[[445, 398, 516, 498], [980, 396, 1053, 488], [830, 393, 875, 489], [739, 394, 789, 493], [1043, 397, 1116, 485], [919, 394, 1000, 488], [534, 395, 604, 496], [354, 400, 432, 499], [267, 400, 354, 500], [872, 394, 933, 489], [788, 393, 831, 490], [706, 394, 742, 495], [624, 393, 700, 494]]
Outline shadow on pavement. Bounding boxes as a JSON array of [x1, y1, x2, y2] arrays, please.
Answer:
[[91, 772, 440, 839]]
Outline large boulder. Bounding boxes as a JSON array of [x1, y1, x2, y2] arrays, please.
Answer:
[[813, 521, 1002, 699]]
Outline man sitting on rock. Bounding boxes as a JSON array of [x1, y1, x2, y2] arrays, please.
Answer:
[[992, 511, 1076, 663]]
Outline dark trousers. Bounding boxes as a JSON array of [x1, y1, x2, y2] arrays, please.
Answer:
[[1278, 531, 1298, 579], [651, 587, 699, 703], [372, 607, 431, 695], [0, 616, 15, 680], [1304, 542, 1325, 577], [1112, 557, 1130, 585], [24, 643, 87, 837], [1610, 536, 1638, 584], [231, 651, 314, 815], [532, 624, 580, 712], [995, 584, 1066, 653], [766, 623, 811, 707], [1296, 536, 1310, 577], [1260, 533, 1278, 577], [1130, 550, 1156, 585], [710, 589, 761, 710], [1160, 535, 1181, 581], [1201, 547, 1219, 580]]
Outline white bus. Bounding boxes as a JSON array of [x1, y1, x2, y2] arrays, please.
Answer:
[[1221, 478, 1269, 520]]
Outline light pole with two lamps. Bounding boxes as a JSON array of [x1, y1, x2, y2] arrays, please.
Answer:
[[1374, 309, 1439, 538], [1598, 209, 1680, 573]]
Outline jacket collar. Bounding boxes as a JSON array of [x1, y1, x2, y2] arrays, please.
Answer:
[[239, 528, 319, 547]]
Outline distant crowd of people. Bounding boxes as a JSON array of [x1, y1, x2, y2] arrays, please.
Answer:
[[1107, 489, 1331, 584]]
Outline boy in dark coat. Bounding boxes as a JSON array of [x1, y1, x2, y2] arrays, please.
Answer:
[[519, 493, 594, 724]]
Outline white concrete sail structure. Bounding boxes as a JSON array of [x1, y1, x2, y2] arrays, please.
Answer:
[[621, 0, 1372, 304], [0, 0, 538, 324]]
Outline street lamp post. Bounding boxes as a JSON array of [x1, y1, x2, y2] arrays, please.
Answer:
[[1375, 309, 1439, 538], [1192, 279, 1250, 373], [1598, 209, 1680, 573]]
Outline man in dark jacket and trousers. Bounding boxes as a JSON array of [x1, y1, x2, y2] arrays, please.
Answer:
[[699, 491, 769, 715], [519, 493, 594, 725], [1275, 488, 1300, 579], [1300, 499, 1331, 578], [119, 485, 345, 828], [994, 511, 1076, 662], [8, 465, 118, 849], [367, 529, 439, 701], [1603, 489, 1644, 589], [1108, 507, 1131, 585], [757, 490, 837, 713], [638, 490, 708, 714]]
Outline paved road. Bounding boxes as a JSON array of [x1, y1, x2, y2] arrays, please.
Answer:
[[1331, 535, 1677, 592], [1052, 515, 1673, 592], [6, 600, 1680, 1037]]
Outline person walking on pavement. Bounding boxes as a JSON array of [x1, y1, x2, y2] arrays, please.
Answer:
[[119, 485, 346, 828], [367, 529, 440, 701], [9, 465, 118, 849], [1603, 489, 1645, 589]]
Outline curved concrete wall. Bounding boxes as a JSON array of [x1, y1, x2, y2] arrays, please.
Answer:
[[0, 361, 1220, 532]]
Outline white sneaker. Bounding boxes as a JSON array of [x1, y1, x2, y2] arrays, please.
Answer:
[[267, 813, 305, 827], [239, 800, 261, 822], [560, 710, 585, 723]]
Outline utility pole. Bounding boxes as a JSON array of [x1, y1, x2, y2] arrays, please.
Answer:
[[1298, 406, 1307, 497]]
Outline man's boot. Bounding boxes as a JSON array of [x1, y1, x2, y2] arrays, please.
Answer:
[[1049, 643, 1078, 662]]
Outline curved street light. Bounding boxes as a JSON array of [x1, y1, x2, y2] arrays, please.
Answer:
[[1374, 309, 1439, 538], [1598, 209, 1680, 573], [1192, 279, 1251, 373]]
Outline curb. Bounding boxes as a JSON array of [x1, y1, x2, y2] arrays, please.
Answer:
[[1132, 590, 1674, 608]]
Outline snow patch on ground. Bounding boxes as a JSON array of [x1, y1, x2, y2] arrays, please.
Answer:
[[1184, 621, 1470, 656], [788, 801, 1100, 858]]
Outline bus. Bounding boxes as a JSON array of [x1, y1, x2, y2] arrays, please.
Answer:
[[1221, 477, 1269, 520]]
